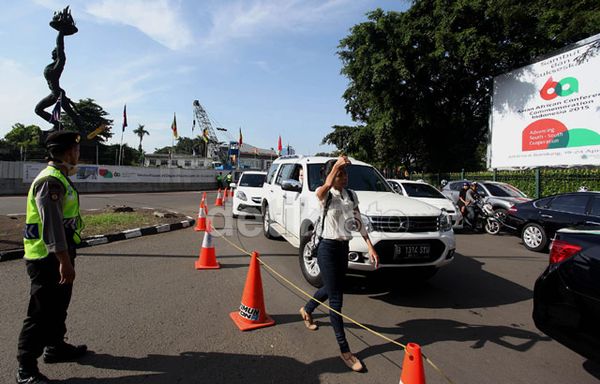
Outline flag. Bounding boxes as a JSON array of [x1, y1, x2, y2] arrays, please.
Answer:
[[277, 135, 282, 155], [202, 128, 209, 143], [239, 127, 243, 146], [192, 119, 196, 132], [122, 104, 127, 132], [171, 113, 178, 138], [49, 94, 62, 125]]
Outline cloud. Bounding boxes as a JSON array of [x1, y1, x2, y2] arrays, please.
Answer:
[[86, 0, 194, 50], [202, 0, 365, 47]]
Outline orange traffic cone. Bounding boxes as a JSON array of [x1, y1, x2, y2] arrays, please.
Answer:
[[215, 188, 223, 207], [229, 188, 234, 198], [195, 219, 220, 269], [223, 188, 229, 204], [399, 343, 426, 384], [194, 203, 207, 231], [230, 251, 275, 331]]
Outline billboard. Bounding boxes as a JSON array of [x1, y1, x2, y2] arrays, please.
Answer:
[[23, 163, 215, 183], [490, 35, 600, 168]]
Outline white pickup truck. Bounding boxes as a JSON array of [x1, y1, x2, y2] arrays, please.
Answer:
[[261, 155, 456, 287]]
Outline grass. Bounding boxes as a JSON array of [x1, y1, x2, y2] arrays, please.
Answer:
[[81, 212, 157, 237]]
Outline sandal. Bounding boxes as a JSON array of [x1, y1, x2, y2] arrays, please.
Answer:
[[341, 352, 363, 372], [299, 307, 318, 330]]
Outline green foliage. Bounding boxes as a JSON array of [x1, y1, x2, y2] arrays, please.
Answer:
[[332, 1, 600, 171], [412, 168, 600, 198], [154, 136, 207, 156], [61, 98, 114, 143], [4, 123, 42, 149]]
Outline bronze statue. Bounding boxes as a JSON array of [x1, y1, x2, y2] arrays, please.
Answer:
[[35, 7, 82, 132]]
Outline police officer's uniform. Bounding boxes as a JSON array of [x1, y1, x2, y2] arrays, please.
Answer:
[[16, 131, 87, 384]]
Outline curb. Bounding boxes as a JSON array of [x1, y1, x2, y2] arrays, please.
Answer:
[[0, 215, 195, 262]]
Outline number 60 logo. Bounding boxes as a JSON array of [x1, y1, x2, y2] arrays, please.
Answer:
[[540, 76, 579, 100]]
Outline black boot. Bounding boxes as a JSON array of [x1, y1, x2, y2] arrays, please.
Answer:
[[16, 368, 51, 384], [43, 342, 87, 363]]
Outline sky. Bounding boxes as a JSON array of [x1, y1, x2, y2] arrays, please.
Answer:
[[0, 0, 410, 155]]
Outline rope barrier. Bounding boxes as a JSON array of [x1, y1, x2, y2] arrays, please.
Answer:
[[210, 223, 456, 384]]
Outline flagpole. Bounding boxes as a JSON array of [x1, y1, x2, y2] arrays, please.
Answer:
[[118, 129, 124, 166]]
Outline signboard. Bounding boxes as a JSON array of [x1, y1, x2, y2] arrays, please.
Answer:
[[490, 35, 600, 168], [23, 163, 215, 183]]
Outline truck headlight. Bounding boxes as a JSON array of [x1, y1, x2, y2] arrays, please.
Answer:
[[236, 191, 247, 201], [438, 212, 452, 232]]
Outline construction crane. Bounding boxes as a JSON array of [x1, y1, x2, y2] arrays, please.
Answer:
[[192, 100, 221, 160]]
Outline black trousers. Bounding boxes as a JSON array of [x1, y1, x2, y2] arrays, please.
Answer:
[[17, 252, 75, 370]]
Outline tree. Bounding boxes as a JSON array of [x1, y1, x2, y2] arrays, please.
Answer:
[[333, 1, 600, 171], [60, 98, 114, 143], [133, 124, 150, 152], [4, 123, 42, 149], [154, 136, 206, 156]]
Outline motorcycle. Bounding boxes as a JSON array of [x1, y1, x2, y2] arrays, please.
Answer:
[[463, 198, 501, 235]]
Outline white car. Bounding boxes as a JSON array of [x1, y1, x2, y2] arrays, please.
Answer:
[[261, 155, 456, 287], [231, 171, 267, 218], [387, 179, 463, 229]]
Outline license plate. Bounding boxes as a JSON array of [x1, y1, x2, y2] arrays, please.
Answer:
[[394, 244, 431, 260]]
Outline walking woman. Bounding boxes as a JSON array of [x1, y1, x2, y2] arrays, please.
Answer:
[[299, 156, 379, 372]]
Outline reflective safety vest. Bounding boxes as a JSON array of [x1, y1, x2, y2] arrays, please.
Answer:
[[226, 174, 232, 182], [23, 165, 83, 260]]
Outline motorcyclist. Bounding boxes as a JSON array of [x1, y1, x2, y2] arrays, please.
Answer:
[[464, 182, 481, 228]]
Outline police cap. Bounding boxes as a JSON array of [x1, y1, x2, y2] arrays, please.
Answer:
[[45, 130, 81, 150]]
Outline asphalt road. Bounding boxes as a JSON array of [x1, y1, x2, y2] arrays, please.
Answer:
[[1, 191, 599, 383]]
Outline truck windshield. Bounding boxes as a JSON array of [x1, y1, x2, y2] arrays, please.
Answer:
[[307, 164, 392, 192], [401, 183, 445, 198], [239, 173, 266, 187]]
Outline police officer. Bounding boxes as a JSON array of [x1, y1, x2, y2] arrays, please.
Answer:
[[226, 172, 233, 186], [16, 131, 87, 384], [216, 171, 223, 189]]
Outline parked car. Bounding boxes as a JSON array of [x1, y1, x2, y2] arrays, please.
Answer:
[[533, 226, 600, 362], [505, 191, 600, 252], [441, 180, 530, 219], [231, 171, 267, 218], [261, 155, 456, 287], [387, 179, 462, 228]]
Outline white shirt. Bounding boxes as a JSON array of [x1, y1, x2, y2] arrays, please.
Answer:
[[319, 187, 359, 241]]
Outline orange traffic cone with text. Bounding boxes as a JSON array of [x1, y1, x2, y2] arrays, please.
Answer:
[[215, 189, 223, 207], [195, 219, 220, 269], [399, 343, 426, 384], [230, 251, 275, 331]]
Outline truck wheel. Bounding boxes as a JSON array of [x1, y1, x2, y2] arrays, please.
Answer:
[[521, 222, 548, 252], [299, 232, 323, 288], [262, 205, 279, 239]]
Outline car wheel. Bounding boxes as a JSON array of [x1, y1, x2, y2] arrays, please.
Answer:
[[262, 205, 279, 239], [299, 232, 322, 288], [521, 223, 548, 252]]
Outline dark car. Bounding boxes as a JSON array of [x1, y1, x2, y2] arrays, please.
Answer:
[[533, 226, 600, 362], [505, 191, 600, 252]]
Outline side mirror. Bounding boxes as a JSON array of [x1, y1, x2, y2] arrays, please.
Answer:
[[229, 183, 236, 189], [281, 179, 302, 192]]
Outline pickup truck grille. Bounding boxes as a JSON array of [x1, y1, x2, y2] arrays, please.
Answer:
[[369, 216, 439, 233]]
